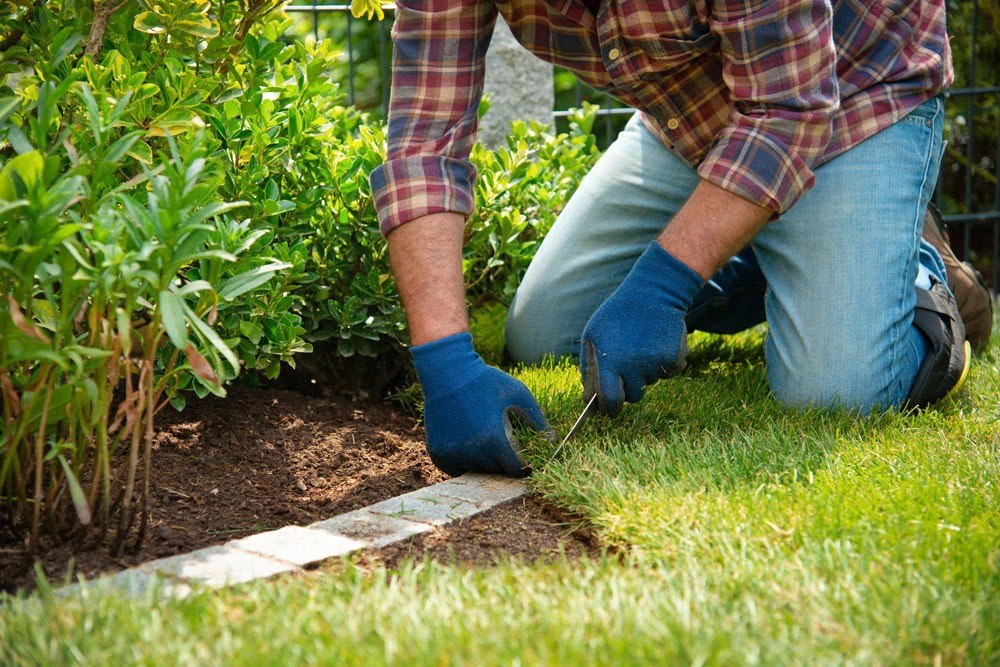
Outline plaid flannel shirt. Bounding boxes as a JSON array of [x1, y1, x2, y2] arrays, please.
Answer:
[[371, 0, 952, 236]]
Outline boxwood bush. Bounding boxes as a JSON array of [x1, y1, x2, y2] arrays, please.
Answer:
[[0, 0, 324, 555], [0, 0, 598, 553]]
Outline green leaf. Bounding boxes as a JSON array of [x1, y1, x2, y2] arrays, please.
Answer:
[[170, 392, 187, 412], [133, 11, 166, 34], [58, 454, 92, 526], [81, 378, 100, 425], [176, 280, 214, 296], [30, 299, 57, 332], [0, 150, 44, 201], [105, 131, 143, 164], [338, 337, 356, 357], [259, 42, 285, 62], [117, 307, 133, 357], [0, 95, 21, 124], [183, 302, 240, 374], [5, 125, 33, 154], [217, 262, 291, 301], [51, 33, 82, 70], [193, 379, 210, 399], [126, 139, 153, 165], [239, 320, 264, 345], [147, 109, 206, 136], [223, 98, 240, 120], [176, 14, 219, 40], [158, 289, 189, 349], [26, 384, 73, 431], [265, 179, 279, 201]]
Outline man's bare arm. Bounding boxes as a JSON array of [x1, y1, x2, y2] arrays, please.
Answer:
[[387, 212, 469, 346], [658, 179, 773, 280], [387, 211, 551, 477]]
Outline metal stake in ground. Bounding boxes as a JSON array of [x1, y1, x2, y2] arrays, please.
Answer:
[[548, 393, 598, 464]]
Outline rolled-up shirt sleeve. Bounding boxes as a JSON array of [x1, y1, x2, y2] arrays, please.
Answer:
[[370, 0, 498, 237], [699, 0, 839, 214]]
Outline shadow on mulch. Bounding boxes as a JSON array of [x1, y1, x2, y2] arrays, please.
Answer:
[[1, 384, 448, 593]]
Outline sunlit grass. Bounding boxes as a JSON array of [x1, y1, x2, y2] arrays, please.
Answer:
[[2, 325, 998, 665]]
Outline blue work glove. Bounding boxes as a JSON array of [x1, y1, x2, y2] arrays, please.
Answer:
[[411, 332, 554, 477], [581, 241, 705, 416]]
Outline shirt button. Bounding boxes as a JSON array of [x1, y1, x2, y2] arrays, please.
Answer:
[[666, 118, 680, 130], [608, 48, 621, 61]]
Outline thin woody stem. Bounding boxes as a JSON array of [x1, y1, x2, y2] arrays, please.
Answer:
[[84, 0, 132, 59]]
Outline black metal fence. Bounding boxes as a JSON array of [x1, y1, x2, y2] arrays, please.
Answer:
[[286, 2, 1000, 290]]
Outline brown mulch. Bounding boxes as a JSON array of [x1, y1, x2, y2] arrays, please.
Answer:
[[1, 385, 596, 594], [1, 384, 447, 593]]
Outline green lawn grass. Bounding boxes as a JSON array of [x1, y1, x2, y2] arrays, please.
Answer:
[[2, 326, 998, 665]]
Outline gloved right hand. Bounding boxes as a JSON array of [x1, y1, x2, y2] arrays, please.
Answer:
[[580, 241, 705, 416], [410, 332, 554, 477]]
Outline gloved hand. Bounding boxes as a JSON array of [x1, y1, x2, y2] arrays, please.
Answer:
[[581, 241, 705, 416], [410, 332, 554, 477]]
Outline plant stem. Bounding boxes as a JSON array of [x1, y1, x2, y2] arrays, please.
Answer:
[[0, 0, 41, 54], [134, 344, 157, 549], [112, 356, 143, 556], [0, 28, 24, 54], [28, 380, 53, 553], [84, 0, 131, 59]]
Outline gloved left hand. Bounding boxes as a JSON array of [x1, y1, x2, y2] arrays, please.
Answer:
[[581, 241, 705, 416], [411, 332, 554, 477]]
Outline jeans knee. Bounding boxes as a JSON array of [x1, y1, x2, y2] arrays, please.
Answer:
[[504, 296, 575, 365], [766, 345, 901, 415], [503, 301, 536, 364]]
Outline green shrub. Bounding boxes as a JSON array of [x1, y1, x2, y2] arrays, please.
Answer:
[[0, 0, 599, 552], [284, 3, 390, 117], [466, 106, 600, 308], [0, 0, 322, 553], [277, 107, 601, 397]]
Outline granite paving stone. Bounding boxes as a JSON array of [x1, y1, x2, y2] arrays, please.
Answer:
[[311, 507, 433, 548], [139, 544, 297, 587], [364, 488, 484, 526], [56, 473, 536, 596], [430, 474, 528, 507], [230, 525, 365, 567], [57, 570, 192, 599]]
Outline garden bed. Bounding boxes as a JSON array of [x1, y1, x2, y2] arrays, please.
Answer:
[[1, 385, 449, 592], [1, 384, 595, 594]]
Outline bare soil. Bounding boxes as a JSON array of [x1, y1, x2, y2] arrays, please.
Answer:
[[1, 385, 591, 593], [358, 495, 599, 570]]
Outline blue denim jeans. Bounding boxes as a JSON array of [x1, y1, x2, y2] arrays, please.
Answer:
[[505, 95, 948, 413]]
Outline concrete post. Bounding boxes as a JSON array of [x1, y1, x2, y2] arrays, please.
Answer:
[[478, 16, 554, 149]]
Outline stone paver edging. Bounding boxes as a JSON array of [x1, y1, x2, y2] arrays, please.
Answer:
[[61, 474, 527, 598]]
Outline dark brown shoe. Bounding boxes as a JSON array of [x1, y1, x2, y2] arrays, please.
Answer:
[[923, 202, 994, 351]]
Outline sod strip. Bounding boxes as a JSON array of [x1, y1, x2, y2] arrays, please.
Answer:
[[58, 474, 528, 598]]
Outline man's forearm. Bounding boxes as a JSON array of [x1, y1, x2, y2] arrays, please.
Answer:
[[658, 179, 773, 279], [387, 212, 469, 346]]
